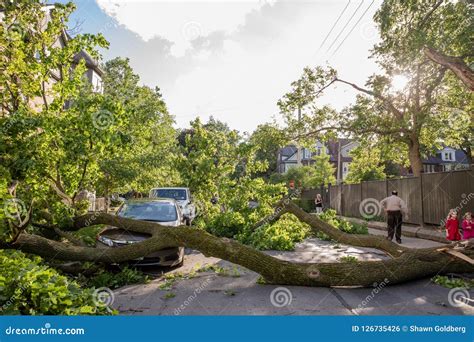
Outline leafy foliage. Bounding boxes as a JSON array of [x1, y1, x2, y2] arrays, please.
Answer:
[[319, 209, 368, 235], [77, 267, 149, 290], [431, 275, 473, 290], [240, 213, 311, 251], [270, 151, 336, 189], [0, 250, 111, 315], [345, 143, 386, 183]]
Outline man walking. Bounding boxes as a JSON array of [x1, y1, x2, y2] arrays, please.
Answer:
[[380, 190, 408, 244]]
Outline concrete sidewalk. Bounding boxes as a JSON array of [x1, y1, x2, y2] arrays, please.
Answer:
[[341, 216, 448, 243]]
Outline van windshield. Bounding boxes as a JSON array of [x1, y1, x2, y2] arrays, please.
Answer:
[[151, 189, 187, 201]]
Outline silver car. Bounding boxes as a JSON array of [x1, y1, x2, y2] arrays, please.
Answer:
[[96, 198, 185, 267], [149, 187, 196, 225]]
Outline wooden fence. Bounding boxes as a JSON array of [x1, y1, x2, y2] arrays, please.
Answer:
[[301, 169, 474, 227]]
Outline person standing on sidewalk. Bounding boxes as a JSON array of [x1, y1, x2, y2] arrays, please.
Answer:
[[380, 190, 408, 244], [314, 194, 323, 214]]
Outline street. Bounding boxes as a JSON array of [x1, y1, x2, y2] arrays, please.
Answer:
[[112, 230, 473, 316]]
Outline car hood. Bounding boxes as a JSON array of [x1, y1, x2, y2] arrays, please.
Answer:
[[98, 228, 151, 242]]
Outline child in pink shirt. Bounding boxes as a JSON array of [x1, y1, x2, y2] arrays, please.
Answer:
[[462, 212, 474, 240]]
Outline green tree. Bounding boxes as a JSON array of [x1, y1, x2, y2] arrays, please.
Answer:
[[0, 0, 108, 219], [98, 58, 178, 197], [278, 0, 473, 176], [248, 123, 288, 178], [275, 151, 335, 189], [310, 150, 336, 187], [345, 144, 386, 184]]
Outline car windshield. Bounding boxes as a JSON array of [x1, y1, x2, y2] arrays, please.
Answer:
[[152, 189, 187, 201], [118, 202, 178, 222]]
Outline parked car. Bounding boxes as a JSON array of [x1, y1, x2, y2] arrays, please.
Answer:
[[96, 198, 185, 267], [149, 187, 196, 225]]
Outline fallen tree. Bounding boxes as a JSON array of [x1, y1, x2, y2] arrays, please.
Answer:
[[2, 201, 473, 288]]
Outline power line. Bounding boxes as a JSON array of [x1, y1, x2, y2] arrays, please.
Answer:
[[325, 0, 364, 53], [330, 0, 375, 57], [318, 0, 351, 50]]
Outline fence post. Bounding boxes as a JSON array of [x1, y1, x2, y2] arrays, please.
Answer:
[[419, 173, 424, 227], [340, 184, 344, 217], [327, 183, 331, 210]]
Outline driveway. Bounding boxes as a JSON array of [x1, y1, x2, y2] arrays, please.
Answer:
[[112, 230, 473, 315]]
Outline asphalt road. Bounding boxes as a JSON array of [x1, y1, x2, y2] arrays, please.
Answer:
[[112, 230, 473, 316]]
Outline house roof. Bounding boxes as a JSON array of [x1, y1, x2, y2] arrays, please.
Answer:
[[422, 149, 469, 165], [280, 145, 297, 158], [72, 50, 104, 76], [279, 139, 356, 163]]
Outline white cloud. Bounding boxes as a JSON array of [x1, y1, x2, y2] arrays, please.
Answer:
[[95, 0, 382, 133], [96, 0, 268, 56]]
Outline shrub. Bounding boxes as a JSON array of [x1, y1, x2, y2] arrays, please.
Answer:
[[0, 250, 111, 315]]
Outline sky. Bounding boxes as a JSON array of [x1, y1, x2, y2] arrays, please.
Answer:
[[67, 0, 383, 134]]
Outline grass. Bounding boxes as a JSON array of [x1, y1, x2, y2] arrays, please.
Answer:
[[196, 264, 241, 277], [162, 292, 176, 299], [339, 255, 358, 263]]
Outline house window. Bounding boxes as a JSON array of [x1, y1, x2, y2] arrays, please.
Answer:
[[342, 162, 350, 179], [303, 148, 311, 159], [443, 151, 454, 161], [424, 164, 435, 173], [91, 71, 103, 93]]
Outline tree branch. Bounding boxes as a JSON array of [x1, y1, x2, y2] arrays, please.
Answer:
[[424, 46, 474, 91], [334, 78, 405, 119]]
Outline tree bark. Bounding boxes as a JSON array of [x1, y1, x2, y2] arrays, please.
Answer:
[[3, 203, 473, 287], [424, 47, 474, 91], [408, 139, 424, 177]]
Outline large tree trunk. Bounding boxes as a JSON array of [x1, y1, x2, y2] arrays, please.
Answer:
[[424, 47, 474, 91], [3, 202, 473, 287], [408, 139, 424, 177]]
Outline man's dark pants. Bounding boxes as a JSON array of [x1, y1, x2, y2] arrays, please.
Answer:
[[387, 210, 402, 241]]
